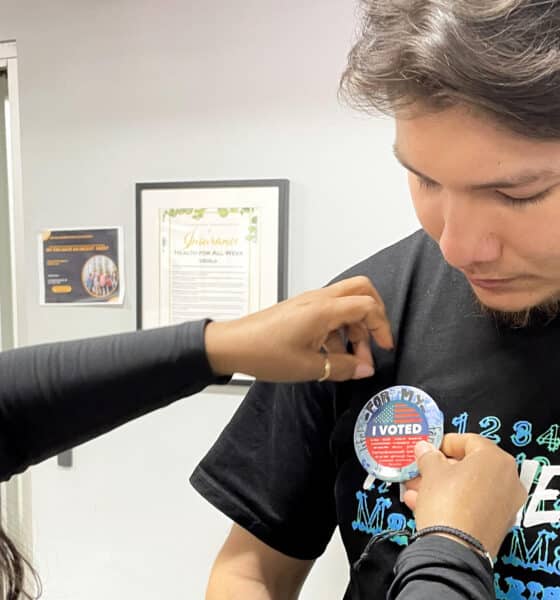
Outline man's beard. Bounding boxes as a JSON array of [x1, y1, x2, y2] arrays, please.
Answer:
[[477, 295, 560, 328]]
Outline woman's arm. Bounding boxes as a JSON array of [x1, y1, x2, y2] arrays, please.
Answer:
[[388, 535, 493, 600], [0, 275, 390, 482], [0, 319, 218, 481]]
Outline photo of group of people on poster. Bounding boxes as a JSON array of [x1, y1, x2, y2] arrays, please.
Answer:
[[82, 255, 119, 299]]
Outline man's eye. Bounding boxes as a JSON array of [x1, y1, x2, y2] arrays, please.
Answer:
[[497, 189, 552, 206], [417, 177, 439, 190]]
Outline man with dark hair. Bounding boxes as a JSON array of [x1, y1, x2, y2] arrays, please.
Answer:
[[191, 2, 560, 598]]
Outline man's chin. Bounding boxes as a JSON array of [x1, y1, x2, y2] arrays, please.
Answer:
[[474, 293, 560, 328]]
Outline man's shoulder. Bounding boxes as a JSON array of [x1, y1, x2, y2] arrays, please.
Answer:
[[330, 230, 454, 326], [333, 229, 442, 287]]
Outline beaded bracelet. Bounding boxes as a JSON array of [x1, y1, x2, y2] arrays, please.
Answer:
[[410, 525, 495, 569]]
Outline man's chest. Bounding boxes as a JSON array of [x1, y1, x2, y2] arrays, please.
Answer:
[[332, 322, 560, 599]]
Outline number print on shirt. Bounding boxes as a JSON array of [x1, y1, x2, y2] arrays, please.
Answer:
[[479, 415, 502, 443], [537, 424, 560, 453], [512, 421, 533, 447], [451, 411, 469, 434]]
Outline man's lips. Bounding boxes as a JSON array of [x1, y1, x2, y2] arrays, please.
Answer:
[[466, 276, 519, 290]]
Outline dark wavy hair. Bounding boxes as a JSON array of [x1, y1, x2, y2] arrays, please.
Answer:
[[340, 0, 560, 139], [0, 526, 41, 599]]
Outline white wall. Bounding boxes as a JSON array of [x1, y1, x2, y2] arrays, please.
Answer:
[[0, 1, 419, 598]]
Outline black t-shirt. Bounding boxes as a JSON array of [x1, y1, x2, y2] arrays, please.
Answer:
[[191, 230, 560, 599]]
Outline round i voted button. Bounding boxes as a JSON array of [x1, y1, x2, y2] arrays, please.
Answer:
[[353, 385, 444, 483]]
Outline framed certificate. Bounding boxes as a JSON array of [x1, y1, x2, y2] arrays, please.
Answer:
[[136, 179, 289, 383]]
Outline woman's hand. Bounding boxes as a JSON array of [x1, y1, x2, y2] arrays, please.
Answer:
[[204, 275, 393, 382], [404, 434, 527, 558]]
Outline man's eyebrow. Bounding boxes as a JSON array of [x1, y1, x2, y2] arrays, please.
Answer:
[[392, 144, 558, 189], [392, 146, 439, 185]]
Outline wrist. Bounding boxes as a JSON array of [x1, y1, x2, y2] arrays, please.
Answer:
[[411, 526, 495, 569], [204, 320, 240, 376], [424, 531, 472, 550]]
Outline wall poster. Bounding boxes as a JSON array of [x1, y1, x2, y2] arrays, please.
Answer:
[[39, 226, 124, 305]]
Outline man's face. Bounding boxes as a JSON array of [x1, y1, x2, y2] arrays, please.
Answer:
[[395, 105, 560, 316]]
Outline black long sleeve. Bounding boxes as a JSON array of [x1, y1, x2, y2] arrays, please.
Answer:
[[387, 536, 495, 600], [0, 320, 227, 482]]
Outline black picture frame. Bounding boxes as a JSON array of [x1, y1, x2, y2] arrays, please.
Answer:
[[136, 179, 289, 384]]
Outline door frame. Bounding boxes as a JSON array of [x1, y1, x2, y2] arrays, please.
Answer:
[[0, 39, 33, 565], [0, 40, 25, 347]]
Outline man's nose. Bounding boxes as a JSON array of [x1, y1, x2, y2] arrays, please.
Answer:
[[438, 195, 502, 270]]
